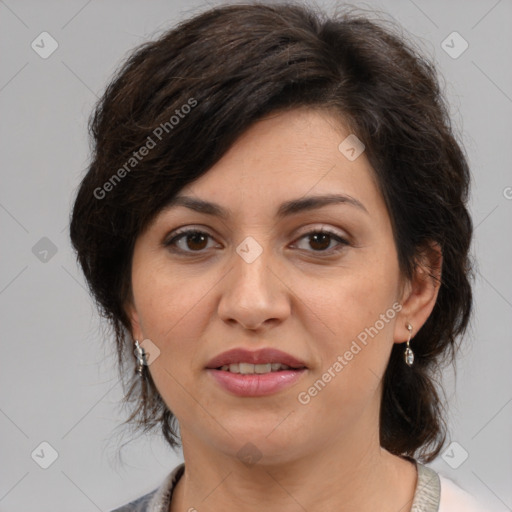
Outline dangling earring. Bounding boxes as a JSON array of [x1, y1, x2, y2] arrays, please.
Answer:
[[404, 323, 414, 366], [134, 340, 147, 375]]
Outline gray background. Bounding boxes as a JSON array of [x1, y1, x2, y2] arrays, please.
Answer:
[[1, 0, 511, 510]]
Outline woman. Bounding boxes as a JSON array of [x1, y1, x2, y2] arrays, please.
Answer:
[[69, 2, 486, 511]]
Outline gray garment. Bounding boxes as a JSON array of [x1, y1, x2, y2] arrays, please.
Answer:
[[111, 460, 440, 512], [412, 463, 441, 511]]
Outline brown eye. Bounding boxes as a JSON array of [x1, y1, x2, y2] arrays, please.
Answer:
[[165, 229, 215, 253], [164, 228, 349, 256], [308, 232, 331, 251], [184, 232, 209, 251], [294, 230, 349, 254]]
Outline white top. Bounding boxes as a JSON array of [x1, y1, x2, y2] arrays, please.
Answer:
[[438, 474, 489, 511]]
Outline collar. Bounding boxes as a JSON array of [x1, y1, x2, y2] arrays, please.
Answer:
[[144, 459, 440, 512]]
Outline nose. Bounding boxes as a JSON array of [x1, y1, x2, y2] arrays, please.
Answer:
[[217, 239, 291, 332]]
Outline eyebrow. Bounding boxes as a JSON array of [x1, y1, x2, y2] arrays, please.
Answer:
[[162, 193, 369, 219]]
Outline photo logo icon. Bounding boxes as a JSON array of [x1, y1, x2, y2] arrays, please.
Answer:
[[31, 32, 59, 59], [237, 442, 263, 466], [441, 32, 468, 59], [135, 338, 161, 365], [31, 441, 59, 469], [441, 441, 469, 469], [338, 134, 365, 161], [32, 237, 58, 263], [236, 236, 263, 264]]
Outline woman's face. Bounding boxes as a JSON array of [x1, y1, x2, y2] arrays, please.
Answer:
[[127, 108, 424, 464]]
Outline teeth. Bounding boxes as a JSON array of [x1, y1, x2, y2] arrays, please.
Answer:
[[219, 362, 293, 374]]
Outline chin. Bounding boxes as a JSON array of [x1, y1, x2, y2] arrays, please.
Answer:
[[213, 423, 310, 463]]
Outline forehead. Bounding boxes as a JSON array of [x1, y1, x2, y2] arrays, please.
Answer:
[[159, 108, 385, 221]]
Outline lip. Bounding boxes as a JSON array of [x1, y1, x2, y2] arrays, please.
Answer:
[[206, 368, 307, 397], [205, 347, 308, 369]]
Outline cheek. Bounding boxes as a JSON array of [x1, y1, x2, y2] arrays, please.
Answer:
[[295, 283, 396, 424], [133, 256, 202, 333], [298, 265, 397, 338], [292, 264, 398, 392], [132, 264, 220, 373]]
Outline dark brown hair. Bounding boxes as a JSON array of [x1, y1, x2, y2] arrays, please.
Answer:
[[69, 1, 473, 462]]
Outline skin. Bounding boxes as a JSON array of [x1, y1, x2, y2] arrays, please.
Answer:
[[126, 108, 442, 512]]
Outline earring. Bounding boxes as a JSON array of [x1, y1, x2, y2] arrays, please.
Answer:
[[134, 340, 147, 375], [404, 323, 414, 366]]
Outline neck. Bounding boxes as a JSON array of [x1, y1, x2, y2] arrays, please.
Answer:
[[170, 419, 417, 512]]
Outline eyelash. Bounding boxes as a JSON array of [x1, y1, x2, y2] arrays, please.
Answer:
[[163, 227, 349, 256]]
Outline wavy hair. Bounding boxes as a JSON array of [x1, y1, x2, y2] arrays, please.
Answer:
[[69, 2, 473, 462]]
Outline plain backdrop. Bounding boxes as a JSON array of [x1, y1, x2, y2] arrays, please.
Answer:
[[1, 0, 511, 510]]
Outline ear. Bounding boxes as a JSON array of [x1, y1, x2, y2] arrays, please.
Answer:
[[124, 298, 145, 342], [394, 241, 442, 343]]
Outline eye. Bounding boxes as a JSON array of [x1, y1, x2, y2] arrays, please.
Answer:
[[293, 229, 349, 254], [164, 228, 218, 253], [163, 227, 349, 255]]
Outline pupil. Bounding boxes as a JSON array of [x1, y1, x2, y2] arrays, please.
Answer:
[[184, 232, 331, 251], [310, 233, 330, 251], [187, 233, 207, 250]]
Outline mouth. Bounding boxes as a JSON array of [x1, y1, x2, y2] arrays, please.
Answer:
[[214, 362, 305, 374], [205, 347, 308, 371], [206, 367, 307, 397], [205, 347, 308, 396]]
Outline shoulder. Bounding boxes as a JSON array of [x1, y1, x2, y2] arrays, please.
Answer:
[[110, 490, 157, 512], [110, 462, 185, 512], [438, 474, 489, 512], [413, 462, 489, 512]]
